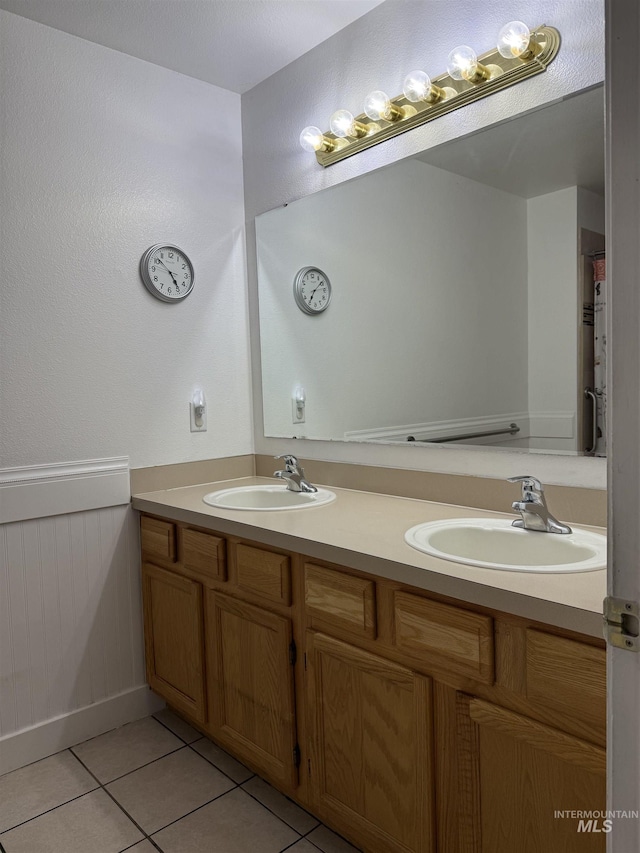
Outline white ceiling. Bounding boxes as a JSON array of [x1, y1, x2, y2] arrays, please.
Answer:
[[0, 0, 385, 94]]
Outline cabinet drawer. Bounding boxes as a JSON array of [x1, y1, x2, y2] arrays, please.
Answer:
[[393, 591, 494, 684], [235, 543, 291, 606], [526, 629, 606, 740], [141, 516, 176, 562], [304, 563, 376, 639], [182, 528, 227, 582]]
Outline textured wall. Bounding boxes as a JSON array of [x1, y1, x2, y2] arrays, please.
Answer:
[[0, 11, 253, 470], [243, 0, 607, 487]]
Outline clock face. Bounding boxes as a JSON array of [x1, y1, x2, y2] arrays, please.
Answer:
[[140, 244, 194, 302], [294, 267, 332, 315]]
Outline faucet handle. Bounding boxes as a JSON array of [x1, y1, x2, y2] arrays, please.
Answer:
[[508, 475, 546, 505], [274, 454, 299, 472], [508, 475, 543, 493]]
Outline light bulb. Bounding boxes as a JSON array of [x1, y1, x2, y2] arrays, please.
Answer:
[[329, 109, 368, 138], [447, 45, 489, 83], [447, 45, 478, 80], [330, 109, 357, 137], [364, 90, 396, 121], [299, 126, 326, 152], [403, 70, 431, 102], [403, 70, 447, 105], [497, 21, 532, 59]]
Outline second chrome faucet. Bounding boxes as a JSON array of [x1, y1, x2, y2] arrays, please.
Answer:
[[508, 475, 572, 534]]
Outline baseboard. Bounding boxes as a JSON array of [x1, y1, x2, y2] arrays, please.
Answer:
[[0, 685, 165, 776]]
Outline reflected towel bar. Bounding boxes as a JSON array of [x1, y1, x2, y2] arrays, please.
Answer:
[[407, 423, 520, 443]]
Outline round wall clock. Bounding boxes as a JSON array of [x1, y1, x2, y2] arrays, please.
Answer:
[[140, 244, 194, 302], [293, 266, 332, 315]]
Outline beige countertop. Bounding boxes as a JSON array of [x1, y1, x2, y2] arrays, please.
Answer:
[[131, 476, 607, 639]]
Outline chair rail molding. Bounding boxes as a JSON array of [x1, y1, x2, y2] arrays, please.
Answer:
[[0, 457, 130, 524]]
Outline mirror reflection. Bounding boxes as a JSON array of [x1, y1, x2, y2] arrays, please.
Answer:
[[257, 86, 605, 456]]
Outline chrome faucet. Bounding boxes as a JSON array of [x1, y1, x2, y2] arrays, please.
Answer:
[[273, 454, 318, 493], [508, 475, 572, 534]]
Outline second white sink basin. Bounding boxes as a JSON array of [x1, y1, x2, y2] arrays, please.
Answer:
[[405, 518, 607, 573], [203, 484, 336, 511]]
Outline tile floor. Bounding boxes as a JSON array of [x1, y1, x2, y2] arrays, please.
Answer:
[[0, 709, 360, 853]]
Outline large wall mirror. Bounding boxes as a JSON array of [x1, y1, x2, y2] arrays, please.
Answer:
[[256, 85, 606, 457]]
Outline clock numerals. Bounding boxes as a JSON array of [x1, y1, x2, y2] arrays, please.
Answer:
[[141, 245, 195, 302]]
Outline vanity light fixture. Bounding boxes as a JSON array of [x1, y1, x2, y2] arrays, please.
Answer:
[[301, 21, 560, 167]]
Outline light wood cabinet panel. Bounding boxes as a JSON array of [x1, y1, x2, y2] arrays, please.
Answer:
[[182, 528, 227, 582], [525, 629, 606, 743], [392, 591, 494, 684], [205, 591, 298, 789], [457, 694, 606, 853], [141, 562, 206, 723], [234, 543, 291, 606], [140, 516, 176, 562], [306, 632, 434, 853], [305, 562, 376, 639]]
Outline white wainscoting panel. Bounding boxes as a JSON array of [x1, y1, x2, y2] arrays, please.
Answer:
[[0, 501, 161, 774]]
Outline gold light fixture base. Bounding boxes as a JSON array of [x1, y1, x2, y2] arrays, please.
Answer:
[[315, 25, 560, 167]]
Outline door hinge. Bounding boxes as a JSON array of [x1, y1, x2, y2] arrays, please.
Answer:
[[307, 757, 312, 777], [304, 652, 307, 671], [603, 597, 640, 651], [293, 744, 301, 767], [289, 639, 297, 666]]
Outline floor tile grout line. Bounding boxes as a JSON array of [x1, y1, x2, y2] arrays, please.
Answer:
[[0, 783, 102, 834], [146, 782, 242, 838], [71, 751, 151, 844], [186, 740, 256, 786], [151, 711, 204, 746], [0, 745, 70, 780], [239, 783, 318, 837], [74, 743, 187, 786]]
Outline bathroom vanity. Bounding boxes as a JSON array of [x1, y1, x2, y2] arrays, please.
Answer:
[[133, 478, 606, 853]]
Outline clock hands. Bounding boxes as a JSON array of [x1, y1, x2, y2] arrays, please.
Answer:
[[155, 258, 178, 286], [309, 280, 325, 302]]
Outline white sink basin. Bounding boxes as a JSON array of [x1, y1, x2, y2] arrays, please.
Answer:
[[405, 518, 606, 573], [203, 484, 336, 511]]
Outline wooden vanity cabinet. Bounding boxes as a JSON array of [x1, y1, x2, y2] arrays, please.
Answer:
[[139, 513, 607, 853]]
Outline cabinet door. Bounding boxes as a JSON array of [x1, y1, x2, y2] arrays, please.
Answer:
[[142, 562, 206, 723], [456, 694, 606, 853], [205, 591, 298, 789], [306, 632, 434, 853]]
